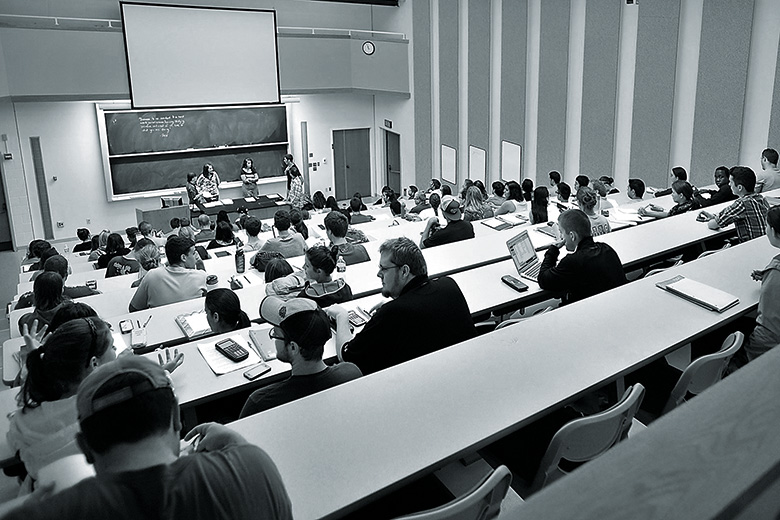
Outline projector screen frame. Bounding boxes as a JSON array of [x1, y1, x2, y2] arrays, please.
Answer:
[[120, 1, 282, 110]]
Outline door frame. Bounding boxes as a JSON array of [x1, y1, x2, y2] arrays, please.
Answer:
[[382, 128, 402, 196]]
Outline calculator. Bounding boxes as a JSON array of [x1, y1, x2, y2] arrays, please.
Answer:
[[215, 338, 249, 362]]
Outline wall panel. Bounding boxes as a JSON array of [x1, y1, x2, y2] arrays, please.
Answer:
[[629, 0, 680, 188], [439, 1, 460, 155], [769, 27, 780, 149], [467, 0, 490, 165], [690, 0, 753, 185], [413, 0, 433, 186], [499, 0, 527, 154], [580, 0, 620, 180], [536, 0, 569, 182]]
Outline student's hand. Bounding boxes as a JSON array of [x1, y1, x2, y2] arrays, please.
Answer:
[[323, 304, 348, 321], [185, 422, 246, 452], [751, 269, 763, 282], [21, 320, 48, 358], [638, 207, 647, 217], [158, 348, 184, 373], [425, 216, 439, 229], [368, 299, 389, 315], [699, 211, 714, 220]]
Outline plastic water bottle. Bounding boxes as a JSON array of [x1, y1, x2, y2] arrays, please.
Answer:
[[63, 244, 70, 255], [336, 255, 346, 278], [235, 245, 245, 274]]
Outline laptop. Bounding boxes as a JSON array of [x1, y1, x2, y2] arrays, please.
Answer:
[[506, 230, 542, 282]]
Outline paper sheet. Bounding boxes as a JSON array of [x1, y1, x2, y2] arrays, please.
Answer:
[[197, 334, 261, 375]]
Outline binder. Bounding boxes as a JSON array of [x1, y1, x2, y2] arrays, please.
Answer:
[[656, 275, 739, 313]]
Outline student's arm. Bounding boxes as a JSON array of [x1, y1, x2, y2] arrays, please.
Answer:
[[494, 200, 513, 216], [185, 422, 249, 451], [323, 305, 354, 362], [419, 217, 439, 249], [128, 276, 149, 312], [638, 206, 670, 218]]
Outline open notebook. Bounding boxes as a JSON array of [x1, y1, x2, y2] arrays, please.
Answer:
[[656, 275, 739, 313]]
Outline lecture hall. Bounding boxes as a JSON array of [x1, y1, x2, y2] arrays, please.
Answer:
[[0, 0, 778, 518]]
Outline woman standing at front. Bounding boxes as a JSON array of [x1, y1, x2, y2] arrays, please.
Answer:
[[283, 154, 305, 210], [196, 163, 221, 202], [240, 157, 260, 198]]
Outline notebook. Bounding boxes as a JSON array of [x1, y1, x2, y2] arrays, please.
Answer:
[[481, 218, 512, 231], [507, 230, 542, 282], [656, 275, 739, 313], [175, 310, 212, 340], [498, 213, 529, 226]]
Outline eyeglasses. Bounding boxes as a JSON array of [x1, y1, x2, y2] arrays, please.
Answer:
[[378, 263, 401, 274], [268, 328, 286, 341]]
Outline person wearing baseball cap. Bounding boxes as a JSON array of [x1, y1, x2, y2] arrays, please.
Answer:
[[4, 356, 292, 520], [240, 296, 361, 418], [419, 194, 475, 249]]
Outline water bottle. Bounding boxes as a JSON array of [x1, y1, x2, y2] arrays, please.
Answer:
[[235, 245, 245, 273], [63, 244, 70, 255], [336, 255, 346, 277]]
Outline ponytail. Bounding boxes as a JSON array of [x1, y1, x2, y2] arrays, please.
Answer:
[[306, 245, 337, 275]]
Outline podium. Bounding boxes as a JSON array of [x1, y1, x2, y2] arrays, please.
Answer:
[[135, 206, 190, 233]]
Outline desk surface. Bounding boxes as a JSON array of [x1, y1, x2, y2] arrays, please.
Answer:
[[519, 343, 780, 520], [223, 236, 771, 520]]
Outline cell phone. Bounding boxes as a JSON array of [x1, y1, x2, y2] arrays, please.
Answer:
[[501, 275, 529, 293], [318, 224, 326, 230], [86, 280, 98, 290], [119, 319, 134, 334], [214, 251, 231, 258], [244, 362, 271, 380], [215, 338, 249, 362]]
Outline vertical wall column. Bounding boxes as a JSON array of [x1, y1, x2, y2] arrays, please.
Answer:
[[612, 3, 639, 190]]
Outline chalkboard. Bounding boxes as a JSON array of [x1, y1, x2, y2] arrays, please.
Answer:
[[103, 105, 288, 197]]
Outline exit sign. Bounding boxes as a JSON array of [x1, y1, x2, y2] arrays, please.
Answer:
[[384, 119, 392, 129]]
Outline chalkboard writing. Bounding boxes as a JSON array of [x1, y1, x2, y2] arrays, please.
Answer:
[[103, 105, 289, 198]]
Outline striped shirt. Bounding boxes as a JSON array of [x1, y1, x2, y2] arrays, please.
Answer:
[[715, 193, 770, 243]]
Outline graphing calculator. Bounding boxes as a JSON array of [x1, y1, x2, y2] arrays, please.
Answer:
[[215, 338, 249, 362]]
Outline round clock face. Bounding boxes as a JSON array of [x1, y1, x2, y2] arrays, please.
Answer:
[[362, 41, 375, 56]]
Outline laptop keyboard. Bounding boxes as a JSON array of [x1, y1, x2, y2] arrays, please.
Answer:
[[520, 262, 542, 282]]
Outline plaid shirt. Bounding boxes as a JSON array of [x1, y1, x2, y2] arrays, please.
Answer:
[[716, 193, 770, 243], [287, 175, 305, 209]]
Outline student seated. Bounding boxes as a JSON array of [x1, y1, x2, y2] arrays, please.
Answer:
[[350, 197, 375, 223], [72, 228, 92, 253], [206, 221, 237, 250], [495, 181, 525, 216], [574, 175, 590, 196], [323, 211, 370, 265], [4, 357, 292, 520], [290, 209, 309, 240], [694, 166, 738, 208], [204, 288, 251, 334], [264, 258, 294, 283], [728, 205, 780, 370], [638, 180, 699, 219], [418, 193, 441, 221], [700, 166, 770, 243], [529, 186, 550, 225], [654, 166, 687, 197], [195, 214, 215, 243], [627, 178, 646, 200], [17, 255, 100, 310], [259, 210, 308, 258], [556, 181, 572, 203], [486, 181, 507, 209], [105, 238, 153, 278], [132, 243, 161, 288], [17, 272, 70, 335], [420, 195, 475, 249], [164, 218, 181, 239], [239, 296, 362, 417], [463, 186, 493, 222], [7, 318, 117, 490], [242, 216, 265, 251], [549, 170, 561, 188], [267, 245, 353, 307], [96, 233, 128, 270], [129, 236, 208, 311], [538, 209, 627, 304], [326, 237, 475, 375], [577, 187, 611, 236], [88, 232, 110, 263]]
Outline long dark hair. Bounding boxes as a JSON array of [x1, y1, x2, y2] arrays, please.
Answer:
[[21, 318, 113, 410], [306, 245, 339, 275], [241, 158, 257, 173], [530, 186, 549, 224], [204, 289, 250, 331]]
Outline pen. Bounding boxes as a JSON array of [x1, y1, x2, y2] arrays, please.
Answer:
[[143, 315, 152, 328], [243, 275, 251, 284], [137, 320, 141, 328]]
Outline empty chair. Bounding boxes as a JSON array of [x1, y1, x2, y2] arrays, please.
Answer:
[[661, 331, 743, 415], [495, 306, 555, 330], [394, 465, 512, 520], [643, 259, 683, 278], [528, 384, 645, 494], [696, 241, 732, 260]]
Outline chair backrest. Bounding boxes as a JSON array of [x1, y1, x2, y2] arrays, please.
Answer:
[[697, 241, 732, 260], [662, 331, 744, 414], [531, 384, 645, 492], [644, 259, 683, 278], [394, 465, 512, 520], [495, 306, 554, 330]]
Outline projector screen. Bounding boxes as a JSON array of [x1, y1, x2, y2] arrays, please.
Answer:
[[120, 3, 280, 108]]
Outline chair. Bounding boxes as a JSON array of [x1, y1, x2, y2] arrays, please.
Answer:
[[528, 383, 645, 494], [696, 241, 731, 260], [394, 465, 512, 520], [661, 331, 743, 415], [643, 259, 683, 278], [495, 306, 555, 330]]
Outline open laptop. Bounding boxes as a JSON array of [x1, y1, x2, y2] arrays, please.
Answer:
[[506, 230, 542, 282]]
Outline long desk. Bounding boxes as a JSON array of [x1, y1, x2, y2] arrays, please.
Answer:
[[220, 235, 770, 519], [519, 344, 780, 519]]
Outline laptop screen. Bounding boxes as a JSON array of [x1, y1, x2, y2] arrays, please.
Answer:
[[507, 231, 537, 273]]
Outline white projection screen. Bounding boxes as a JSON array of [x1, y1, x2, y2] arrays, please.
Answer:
[[121, 3, 280, 108]]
